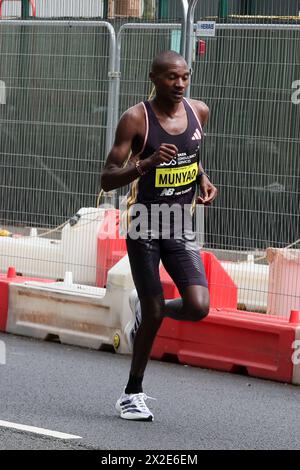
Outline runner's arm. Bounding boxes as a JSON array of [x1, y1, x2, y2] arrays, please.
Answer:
[[192, 100, 218, 204], [101, 108, 178, 192], [101, 110, 145, 192]]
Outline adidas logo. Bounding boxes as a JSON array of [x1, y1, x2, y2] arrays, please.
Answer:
[[191, 128, 202, 141]]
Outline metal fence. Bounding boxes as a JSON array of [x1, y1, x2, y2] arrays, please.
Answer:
[[192, 23, 300, 252], [0, 1, 190, 228], [116, 22, 182, 125], [0, 20, 114, 227]]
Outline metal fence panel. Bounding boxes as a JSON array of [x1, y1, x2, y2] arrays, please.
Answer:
[[191, 24, 300, 251], [117, 23, 182, 114], [0, 21, 113, 227]]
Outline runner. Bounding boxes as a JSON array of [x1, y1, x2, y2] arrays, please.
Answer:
[[101, 50, 218, 421]]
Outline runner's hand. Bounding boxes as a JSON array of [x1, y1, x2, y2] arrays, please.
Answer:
[[148, 144, 178, 167], [196, 175, 218, 205]]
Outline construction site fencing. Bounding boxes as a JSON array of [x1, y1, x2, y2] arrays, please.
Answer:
[[0, 1, 299, 317]]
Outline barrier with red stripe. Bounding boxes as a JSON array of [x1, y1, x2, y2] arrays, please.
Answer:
[[96, 209, 126, 288], [0, 267, 53, 332], [152, 309, 300, 384], [160, 251, 237, 309], [95, 209, 300, 384]]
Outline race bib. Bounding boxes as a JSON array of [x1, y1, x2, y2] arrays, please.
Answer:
[[155, 162, 198, 188]]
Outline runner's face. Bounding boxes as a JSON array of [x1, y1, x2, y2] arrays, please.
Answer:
[[152, 60, 190, 103]]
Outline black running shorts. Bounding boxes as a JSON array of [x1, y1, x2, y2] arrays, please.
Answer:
[[126, 233, 208, 298]]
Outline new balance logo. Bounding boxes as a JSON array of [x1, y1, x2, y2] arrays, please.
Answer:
[[160, 188, 175, 196], [191, 128, 202, 140]]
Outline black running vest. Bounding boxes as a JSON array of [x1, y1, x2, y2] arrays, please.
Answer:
[[132, 98, 203, 207]]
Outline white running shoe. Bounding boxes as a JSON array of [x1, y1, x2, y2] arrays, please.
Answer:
[[124, 290, 142, 352], [115, 392, 156, 421]]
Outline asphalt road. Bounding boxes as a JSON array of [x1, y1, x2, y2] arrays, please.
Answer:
[[0, 332, 299, 450]]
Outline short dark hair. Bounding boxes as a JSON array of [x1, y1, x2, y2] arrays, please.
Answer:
[[151, 50, 187, 74]]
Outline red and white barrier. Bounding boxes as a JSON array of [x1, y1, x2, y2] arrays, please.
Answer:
[[1, 209, 300, 386], [152, 309, 300, 385], [0, 267, 53, 332], [5, 257, 135, 354], [0, 208, 106, 285]]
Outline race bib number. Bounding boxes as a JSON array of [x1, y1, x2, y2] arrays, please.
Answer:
[[155, 162, 198, 188]]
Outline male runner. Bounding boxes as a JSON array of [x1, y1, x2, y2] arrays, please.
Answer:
[[101, 51, 218, 421]]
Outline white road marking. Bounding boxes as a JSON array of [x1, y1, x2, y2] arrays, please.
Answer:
[[0, 420, 82, 440]]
